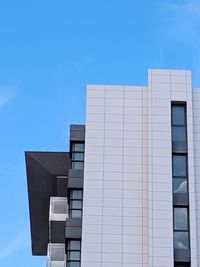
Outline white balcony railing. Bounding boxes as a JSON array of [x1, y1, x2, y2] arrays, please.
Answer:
[[49, 197, 68, 221], [47, 243, 66, 267]]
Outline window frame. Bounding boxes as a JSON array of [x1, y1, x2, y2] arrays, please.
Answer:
[[71, 142, 85, 170], [69, 190, 83, 219], [172, 104, 187, 127], [171, 102, 191, 264], [66, 239, 81, 267]]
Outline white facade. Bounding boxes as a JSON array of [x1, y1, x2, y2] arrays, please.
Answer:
[[82, 69, 200, 267]]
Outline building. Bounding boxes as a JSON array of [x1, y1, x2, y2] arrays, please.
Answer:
[[26, 69, 200, 267]]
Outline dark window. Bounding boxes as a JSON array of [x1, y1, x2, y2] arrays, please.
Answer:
[[72, 143, 84, 152], [66, 239, 81, 267], [174, 208, 188, 230], [172, 103, 190, 265], [174, 231, 189, 250], [172, 105, 186, 126], [173, 155, 187, 177], [172, 127, 187, 142], [72, 153, 84, 161], [173, 178, 188, 194], [69, 190, 83, 218], [71, 142, 84, 170], [71, 161, 84, 170]]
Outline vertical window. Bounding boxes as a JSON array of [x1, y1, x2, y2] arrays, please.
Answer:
[[172, 105, 186, 126], [71, 143, 84, 170], [173, 178, 188, 194], [172, 104, 187, 154], [172, 155, 187, 177], [172, 127, 186, 142], [171, 103, 190, 265], [66, 239, 81, 267], [69, 190, 83, 218], [174, 208, 188, 230], [174, 232, 189, 250]]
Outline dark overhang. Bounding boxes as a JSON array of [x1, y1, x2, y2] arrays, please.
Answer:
[[70, 124, 85, 142], [25, 152, 70, 255]]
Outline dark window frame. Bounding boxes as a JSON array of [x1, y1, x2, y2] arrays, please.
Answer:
[[70, 142, 85, 170], [172, 103, 187, 127], [66, 239, 81, 267], [171, 103, 188, 154], [68, 190, 83, 219], [171, 102, 191, 264], [174, 263, 190, 267]]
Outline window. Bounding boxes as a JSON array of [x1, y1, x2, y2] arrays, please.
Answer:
[[172, 127, 186, 142], [172, 105, 186, 126], [172, 104, 187, 154], [174, 231, 189, 250], [174, 208, 188, 230], [71, 143, 84, 170], [173, 207, 189, 250], [69, 190, 83, 218], [173, 178, 188, 194], [173, 155, 187, 177], [171, 103, 190, 264], [66, 239, 81, 267]]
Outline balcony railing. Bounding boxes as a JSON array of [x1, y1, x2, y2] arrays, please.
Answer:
[[47, 243, 66, 267], [49, 197, 68, 221]]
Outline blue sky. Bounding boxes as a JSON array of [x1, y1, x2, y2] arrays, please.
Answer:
[[0, 0, 200, 266]]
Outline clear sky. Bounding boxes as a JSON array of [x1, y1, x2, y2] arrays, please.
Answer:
[[0, 0, 200, 266]]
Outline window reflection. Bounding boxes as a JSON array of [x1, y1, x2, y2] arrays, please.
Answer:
[[173, 178, 187, 194], [172, 106, 186, 126], [173, 155, 187, 177], [174, 232, 189, 250], [174, 208, 188, 230]]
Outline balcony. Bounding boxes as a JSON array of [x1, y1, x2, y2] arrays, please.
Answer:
[[47, 243, 66, 267], [49, 197, 68, 221]]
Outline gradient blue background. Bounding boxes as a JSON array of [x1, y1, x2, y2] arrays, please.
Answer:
[[0, 0, 199, 266]]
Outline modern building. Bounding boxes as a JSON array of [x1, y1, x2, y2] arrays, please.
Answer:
[[26, 69, 200, 267]]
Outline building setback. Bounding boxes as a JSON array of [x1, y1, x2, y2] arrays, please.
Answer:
[[26, 69, 200, 267]]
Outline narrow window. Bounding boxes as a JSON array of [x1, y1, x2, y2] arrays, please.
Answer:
[[172, 155, 187, 177], [174, 208, 188, 230], [172, 105, 186, 126], [174, 232, 189, 250], [66, 239, 81, 267], [71, 143, 84, 170], [69, 190, 83, 218], [171, 103, 190, 265], [173, 178, 188, 194]]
